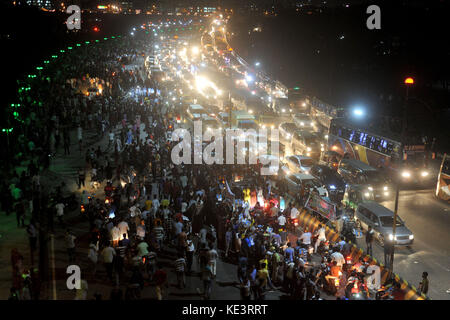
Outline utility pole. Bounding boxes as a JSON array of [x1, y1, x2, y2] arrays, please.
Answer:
[[391, 77, 414, 271]]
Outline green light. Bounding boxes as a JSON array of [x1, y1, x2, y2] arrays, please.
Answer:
[[36, 67, 43, 70], [13, 111, 19, 117], [95, 40, 99, 42], [181, 28, 184, 31], [293, 87, 300, 90], [111, 36, 115, 39], [104, 37, 108, 40], [68, 47, 73, 50], [52, 55, 58, 58], [175, 28, 178, 31], [60, 50, 65, 53], [145, 32, 149, 34], [85, 41, 90, 44], [2, 128, 13, 133], [44, 60, 49, 64], [76, 43, 81, 47]]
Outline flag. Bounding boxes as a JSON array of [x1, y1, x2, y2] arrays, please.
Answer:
[[225, 180, 234, 196]]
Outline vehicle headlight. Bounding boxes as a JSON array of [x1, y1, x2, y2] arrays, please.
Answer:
[[300, 122, 305, 126], [307, 147, 311, 152], [409, 235, 414, 240], [364, 192, 370, 198], [388, 234, 394, 241], [329, 185, 336, 190], [321, 143, 324, 147], [321, 147, 325, 152], [383, 186, 388, 191], [271, 125, 275, 129], [306, 153, 310, 157], [305, 170, 309, 175], [368, 186, 373, 191], [421, 171, 429, 177], [402, 171, 411, 178], [282, 108, 286, 113], [286, 133, 291, 138]]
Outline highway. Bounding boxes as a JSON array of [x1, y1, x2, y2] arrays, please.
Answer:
[[154, 17, 450, 299]]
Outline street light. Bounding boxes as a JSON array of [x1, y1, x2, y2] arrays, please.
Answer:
[[391, 76, 414, 272], [352, 107, 365, 117], [255, 62, 260, 67]]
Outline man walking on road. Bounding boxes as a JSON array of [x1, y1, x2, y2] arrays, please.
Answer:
[[65, 229, 77, 263], [366, 226, 374, 256], [418, 271, 429, 295], [384, 239, 394, 269]]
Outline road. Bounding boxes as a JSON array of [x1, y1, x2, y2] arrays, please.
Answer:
[[354, 189, 450, 300]]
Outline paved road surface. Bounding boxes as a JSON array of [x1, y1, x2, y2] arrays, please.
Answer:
[[355, 189, 450, 300]]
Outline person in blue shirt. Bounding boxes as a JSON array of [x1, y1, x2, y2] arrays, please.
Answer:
[[284, 242, 295, 263]]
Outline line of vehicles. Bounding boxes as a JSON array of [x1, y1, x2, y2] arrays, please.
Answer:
[[148, 17, 450, 251]]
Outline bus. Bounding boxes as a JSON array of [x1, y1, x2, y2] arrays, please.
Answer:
[[436, 154, 450, 202], [328, 118, 432, 185], [309, 97, 346, 132]]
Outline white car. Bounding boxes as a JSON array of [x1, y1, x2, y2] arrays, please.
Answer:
[[282, 155, 314, 175]]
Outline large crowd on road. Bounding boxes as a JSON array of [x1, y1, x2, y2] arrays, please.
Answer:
[[1, 32, 413, 301]]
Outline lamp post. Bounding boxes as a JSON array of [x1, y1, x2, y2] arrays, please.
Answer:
[[390, 76, 414, 271]]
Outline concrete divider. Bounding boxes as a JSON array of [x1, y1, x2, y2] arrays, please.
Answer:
[[296, 209, 429, 300]]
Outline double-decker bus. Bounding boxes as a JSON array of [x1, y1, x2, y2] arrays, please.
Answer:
[[328, 118, 432, 184], [436, 154, 450, 202]]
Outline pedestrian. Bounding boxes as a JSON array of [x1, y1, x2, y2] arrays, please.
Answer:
[[15, 201, 26, 228], [366, 225, 374, 256], [154, 266, 168, 300], [174, 254, 186, 289], [101, 244, 116, 282], [207, 242, 218, 277], [186, 235, 195, 274], [200, 263, 213, 300], [26, 220, 38, 266], [55, 201, 65, 226], [65, 229, 76, 263], [418, 272, 429, 295], [87, 242, 98, 277], [383, 239, 394, 269], [78, 168, 86, 189]]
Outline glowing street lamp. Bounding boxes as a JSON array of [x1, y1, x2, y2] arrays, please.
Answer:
[[352, 107, 365, 117], [404, 77, 414, 85]]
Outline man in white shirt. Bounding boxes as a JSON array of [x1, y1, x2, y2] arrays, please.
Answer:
[[56, 202, 65, 226], [299, 229, 312, 246], [102, 245, 116, 281], [314, 224, 327, 253], [290, 207, 299, 220], [277, 213, 286, 230], [331, 251, 345, 267], [117, 220, 129, 240]]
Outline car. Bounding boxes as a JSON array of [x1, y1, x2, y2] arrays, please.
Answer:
[[291, 130, 323, 159], [292, 113, 316, 131], [310, 164, 346, 201], [282, 155, 314, 175], [355, 201, 414, 247], [278, 122, 298, 144], [285, 173, 329, 198]]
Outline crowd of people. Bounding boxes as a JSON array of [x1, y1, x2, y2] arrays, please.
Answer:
[[2, 30, 415, 301]]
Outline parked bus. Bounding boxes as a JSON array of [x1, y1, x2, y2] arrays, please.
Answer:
[[436, 154, 450, 202], [328, 118, 432, 185]]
